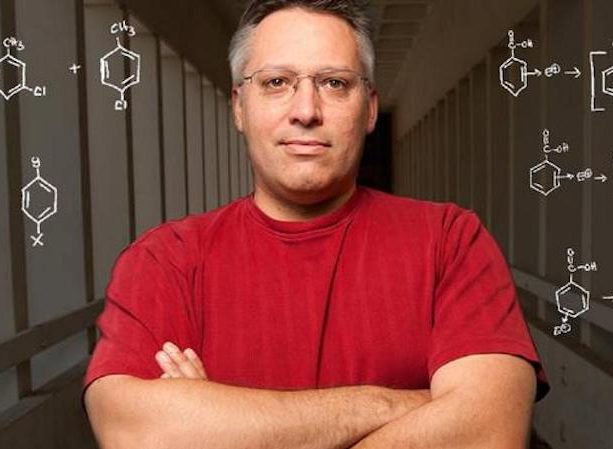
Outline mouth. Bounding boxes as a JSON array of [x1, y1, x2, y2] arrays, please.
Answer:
[[280, 139, 331, 156]]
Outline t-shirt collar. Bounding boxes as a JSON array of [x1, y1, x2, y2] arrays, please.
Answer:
[[245, 186, 364, 236]]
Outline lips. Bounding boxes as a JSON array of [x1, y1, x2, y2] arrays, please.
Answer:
[[283, 139, 329, 145], [280, 139, 331, 155]]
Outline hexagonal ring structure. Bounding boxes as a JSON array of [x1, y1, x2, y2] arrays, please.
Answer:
[[530, 159, 561, 196], [602, 64, 613, 97], [500, 56, 528, 97], [0, 52, 26, 100], [21, 175, 58, 232], [100, 38, 141, 110], [555, 280, 590, 319]]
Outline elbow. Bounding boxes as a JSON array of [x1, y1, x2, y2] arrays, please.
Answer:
[[84, 376, 170, 449], [471, 424, 531, 449], [88, 405, 170, 449], [95, 427, 167, 449]]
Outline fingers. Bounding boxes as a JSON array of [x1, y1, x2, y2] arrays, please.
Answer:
[[156, 350, 184, 378], [156, 342, 204, 379], [184, 347, 208, 379]]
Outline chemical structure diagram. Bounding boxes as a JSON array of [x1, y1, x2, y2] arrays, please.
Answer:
[[500, 30, 541, 97], [500, 30, 581, 98], [590, 43, 613, 112], [529, 129, 607, 196], [21, 157, 58, 248], [553, 248, 597, 336], [100, 21, 140, 111], [0, 37, 46, 100]]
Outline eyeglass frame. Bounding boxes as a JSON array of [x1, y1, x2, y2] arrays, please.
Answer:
[[237, 67, 373, 99]]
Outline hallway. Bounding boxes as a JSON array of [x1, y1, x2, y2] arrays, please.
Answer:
[[0, 1, 612, 448]]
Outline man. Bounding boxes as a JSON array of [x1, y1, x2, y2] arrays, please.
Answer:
[[83, 1, 549, 448]]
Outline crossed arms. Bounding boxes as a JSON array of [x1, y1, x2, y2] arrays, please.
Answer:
[[84, 341, 536, 449]]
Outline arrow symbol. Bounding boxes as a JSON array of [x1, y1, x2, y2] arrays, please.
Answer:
[[526, 68, 542, 77], [604, 296, 613, 301], [556, 173, 574, 180], [564, 67, 581, 78], [595, 174, 608, 182]]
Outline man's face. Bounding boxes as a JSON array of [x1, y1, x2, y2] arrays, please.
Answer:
[[232, 8, 378, 203]]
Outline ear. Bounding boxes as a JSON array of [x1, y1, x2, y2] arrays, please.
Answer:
[[231, 86, 245, 132], [366, 88, 379, 134]]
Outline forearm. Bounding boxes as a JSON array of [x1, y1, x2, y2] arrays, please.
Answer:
[[87, 376, 430, 449], [350, 387, 532, 449], [350, 391, 479, 449]]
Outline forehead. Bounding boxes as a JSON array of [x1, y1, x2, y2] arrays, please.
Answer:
[[247, 8, 361, 71]]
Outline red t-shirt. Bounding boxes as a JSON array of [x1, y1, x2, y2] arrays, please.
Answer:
[[83, 185, 549, 400]]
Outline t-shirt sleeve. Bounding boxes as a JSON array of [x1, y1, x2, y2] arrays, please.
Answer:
[[428, 208, 550, 401], [82, 228, 201, 403]]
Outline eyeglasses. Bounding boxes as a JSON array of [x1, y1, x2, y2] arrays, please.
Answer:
[[238, 68, 371, 103]]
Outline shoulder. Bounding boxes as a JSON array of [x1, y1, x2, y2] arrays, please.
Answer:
[[114, 196, 249, 270], [361, 186, 477, 235]]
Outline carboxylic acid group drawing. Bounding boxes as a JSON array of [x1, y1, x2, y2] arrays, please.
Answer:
[[499, 30, 581, 98], [4, 25, 613, 325], [527, 127, 613, 336], [553, 248, 595, 336], [529, 129, 607, 197], [501, 29, 613, 114], [502, 30, 613, 336]]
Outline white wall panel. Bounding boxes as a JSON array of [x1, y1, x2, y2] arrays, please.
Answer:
[[160, 44, 186, 220], [130, 21, 163, 235]]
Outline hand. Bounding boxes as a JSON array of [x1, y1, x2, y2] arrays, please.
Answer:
[[155, 341, 208, 380]]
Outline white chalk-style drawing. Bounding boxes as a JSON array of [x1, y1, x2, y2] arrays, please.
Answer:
[[544, 63, 561, 78], [499, 30, 541, 97], [553, 248, 597, 336], [21, 157, 58, 247], [100, 21, 140, 111], [603, 295, 613, 301], [529, 129, 567, 196], [529, 129, 607, 196], [110, 20, 136, 37], [543, 63, 582, 79], [588, 46, 613, 112], [500, 31, 581, 97], [564, 67, 582, 78], [0, 37, 46, 100], [69, 63, 81, 74]]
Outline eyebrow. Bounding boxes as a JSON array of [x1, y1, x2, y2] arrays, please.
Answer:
[[255, 64, 357, 72]]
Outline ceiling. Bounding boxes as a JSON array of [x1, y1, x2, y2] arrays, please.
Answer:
[[209, 0, 435, 109]]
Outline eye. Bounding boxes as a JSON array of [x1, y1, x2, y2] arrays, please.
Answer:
[[322, 77, 348, 90], [262, 76, 290, 89]]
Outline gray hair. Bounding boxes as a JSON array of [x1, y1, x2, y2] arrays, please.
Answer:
[[228, 0, 375, 86]]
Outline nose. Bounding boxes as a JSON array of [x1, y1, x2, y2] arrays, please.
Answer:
[[286, 76, 323, 128]]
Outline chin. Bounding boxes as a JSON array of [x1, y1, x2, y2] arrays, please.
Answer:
[[285, 177, 330, 191], [283, 181, 341, 202]]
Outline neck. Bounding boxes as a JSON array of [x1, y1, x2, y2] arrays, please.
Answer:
[[252, 183, 357, 222]]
